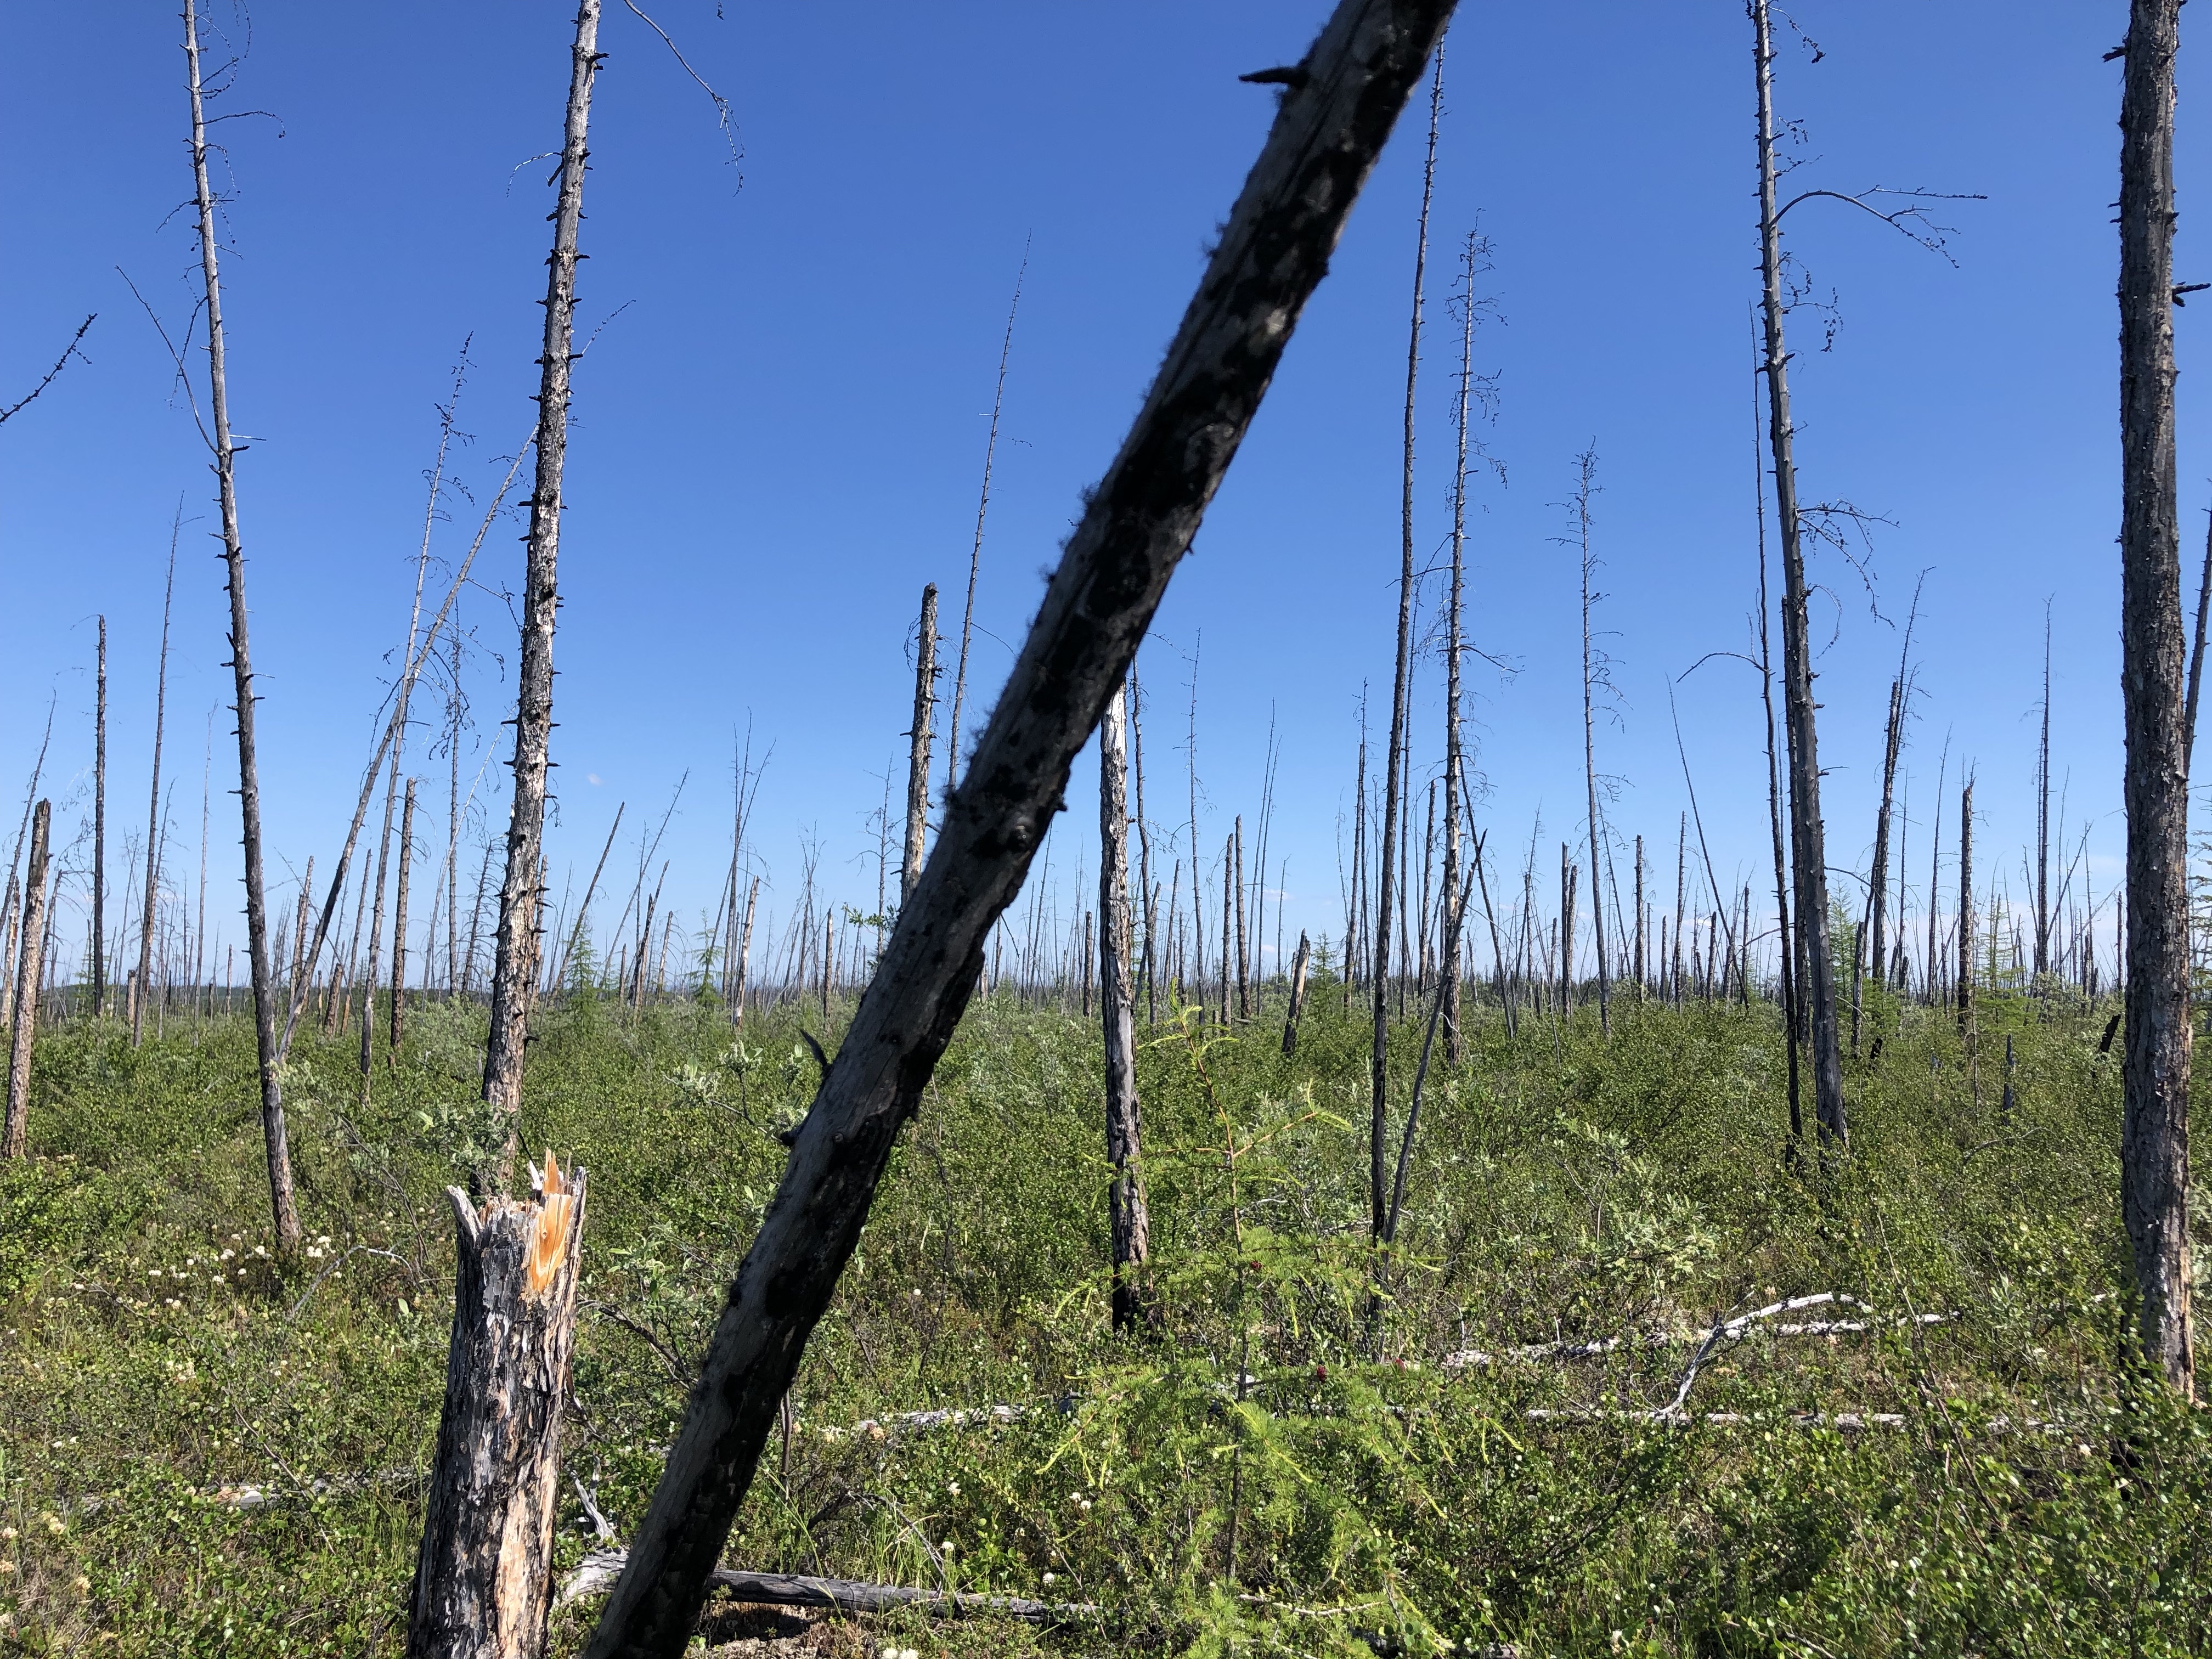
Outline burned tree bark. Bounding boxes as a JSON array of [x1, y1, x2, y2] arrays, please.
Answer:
[[187, 0, 299, 1249], [2117, 0, 2196, 1397], [408, 1155, 587, 1659], [902, 584, 938, 903], [2, 801, 49, 1158], [92, 617, 106, 1019], [1282, 929, 1313, 1057], [1374, 42, 1444, 1243], [582, 6, 1459, 1650], [1752, 0, 1845, 1145], [1098, 682, 1150, 1330], [1956, 776, 1974, 1037], [392, 777, 417, 1059], [482, 0, 602, 1181]]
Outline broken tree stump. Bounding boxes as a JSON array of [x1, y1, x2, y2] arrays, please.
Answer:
[[408, 1153, 587, 1659]]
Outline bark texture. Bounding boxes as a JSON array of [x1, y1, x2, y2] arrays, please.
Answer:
[[408, 1156, 588, 1659], [482, 0, 602, 1162], [3, 801, 49, 1157], [903, 584, 938, 902], [1098, 682, 1150, 1329], [582, 7, 1457, 1650], [187, 0, 299, 1248], [2117, 0, 2196, 1397], [1752, 0, 1845, 1144]]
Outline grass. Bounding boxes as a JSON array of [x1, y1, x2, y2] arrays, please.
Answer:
[[0, 977, 2207, 1656]]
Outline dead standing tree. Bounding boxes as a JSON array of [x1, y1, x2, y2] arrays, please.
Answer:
[[1373, 42, 1444, 1246], [581, 5, 1459, 1649], [1750, 0, 1845, 1144], [2116, 0, 2195, 1398], [1098, 681, 1150, 1329], [134, 537, 177, 1047], [902, 584, 938, 902], [482, 0, 602, 1184], [2, 801, 50, 1158], [186, 0, 300, 1248]]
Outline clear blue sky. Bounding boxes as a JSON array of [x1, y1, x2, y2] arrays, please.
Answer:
[[1, 1, 2197, 986]]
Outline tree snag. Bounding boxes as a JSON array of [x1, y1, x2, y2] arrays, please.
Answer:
[[186, 0, 300, 1248], [2, 800, 50, 1158], [1098, 681, 1150, 1329], [408, 1153, 588, 1658], [2117, 0, 2195, 1397], [482, 0, 602, 1183]]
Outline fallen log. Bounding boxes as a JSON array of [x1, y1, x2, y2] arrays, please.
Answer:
[[555, 1549, 1097, 1623]]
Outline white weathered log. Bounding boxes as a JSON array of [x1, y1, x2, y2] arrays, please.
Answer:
[[407, 1156, 587, 1659], [556, 1549, 1094, 1622]]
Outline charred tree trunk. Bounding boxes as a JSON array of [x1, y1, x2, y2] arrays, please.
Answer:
[[1282, 929, 1312, 1057], [408, 1156, 587, 1658], [580, 6, 1458, 1647], [1956, 776, 1974, 1037], [482, 0, 601, 1185], [92, 617, 106, 1019], [1442, 233, 1477, 1059], [1573, 447, 1610, 1035], [1375, 43, 1443, 1244], [3, 802, 50, 1157], [2117, 0, 2196, 1397], [1098, 683, 1150, 1330], [391, 778, 417, 1059], [1752, 0, 1845, 1146], [902, 584, 938, 903], [187, 0, 299, 1248]]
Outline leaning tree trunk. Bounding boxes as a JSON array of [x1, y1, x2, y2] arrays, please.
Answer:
[[187, 0, 300, 1249], [581, 6, 1458, 1650], [1956, 777, 1974, 1037], [2, 801, 50, 1158], [2117, 0, 2196, 1398], [1752, 0, 1846, 1146], [408, 1155, 587, 1659], [482, 0, 602, 1184], [902, 584, 938, 902], [1098, 681, 1150, 1330]]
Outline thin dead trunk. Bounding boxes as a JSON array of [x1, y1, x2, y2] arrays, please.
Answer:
[[1956, 776, 1974, 1036], [2117, 0, 2194, 1397], [1375, 42, 1444, 1244], [92, 616, 107, 1018], [555, 804, 625, 994], [408, 1155, 586, 1659], [1282, 929, 1313, 1056], [1098, 683, 1150, 1330], [3, 801, 50, 1157], [580, 7, 1456, 1645], [1573, 446, 1609, 1035], [1753, 0, 1845, 1144], [902, 584, 938, 902], [2034, 603, 2052, 975], [132, 546, 173, 1053], [482, 0, 602, 1186], [391, 778, 417, 1059], [2187, 507, 2212, 765], [188, 0, 298, 1248], [1442, 232, 1478, 1058], [945, 254, 1026, 798]]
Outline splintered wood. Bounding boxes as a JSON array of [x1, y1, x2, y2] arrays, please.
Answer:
[[408, 1152, 588, 1659]]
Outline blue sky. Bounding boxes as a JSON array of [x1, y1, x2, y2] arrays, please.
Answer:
[[0, 1, 2196, 986]]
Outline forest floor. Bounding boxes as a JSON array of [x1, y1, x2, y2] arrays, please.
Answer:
[[1, 980, 2207, 1656]]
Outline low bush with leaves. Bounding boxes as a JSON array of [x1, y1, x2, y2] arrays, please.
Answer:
[[0, 983, 2207, 1655]]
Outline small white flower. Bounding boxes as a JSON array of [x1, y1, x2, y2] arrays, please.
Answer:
[[941, 1539, 955, 1554], [946, 1481, 960, 1496], [880, 1645, 899, 1658], [900, 1649, 919, 1659], [1042, 1571, 1056, 1585]]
